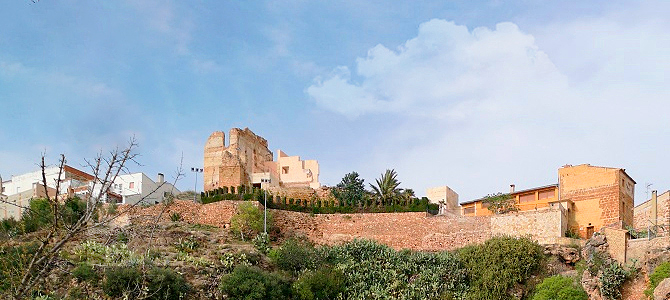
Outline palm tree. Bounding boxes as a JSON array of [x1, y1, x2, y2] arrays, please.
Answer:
[[402, 188, 416, 206], [370, 169, 402, 206]]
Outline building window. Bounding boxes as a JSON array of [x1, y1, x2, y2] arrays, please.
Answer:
[[519, 193, 535, 203], [463, 207, 475, 215], [129, 182, 134, 189], [282, 166, 289, 174], [538, 190, 554, 200]]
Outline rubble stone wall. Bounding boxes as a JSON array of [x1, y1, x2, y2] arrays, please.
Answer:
[[490, 207, 565, 244], [272, 210, 492, 251]]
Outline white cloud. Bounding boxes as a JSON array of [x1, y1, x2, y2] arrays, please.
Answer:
[[307, 19, 569, 120], [307, 16, 670, 203]]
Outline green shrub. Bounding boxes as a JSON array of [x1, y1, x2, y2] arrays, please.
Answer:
[[0, 217, 20, 238], [72, 262, 100, 284], [645, 261, 670, 298], [274, 238, 317, 274], [106, 203, 118, 215], [22, 198, 53, 233], [457, 236, 545, 300], [220, 265, 292, 300], [533, 275, 588, 300], [0, 243, 40, 292], [103, 266, 142, 298], [146, 267, 191, 300], [60, 197, 86, 226], [169, 212, 182, 222], [230, 202, 271, 241], [293, 267, 345, 300], [600, 262, 629, 299]]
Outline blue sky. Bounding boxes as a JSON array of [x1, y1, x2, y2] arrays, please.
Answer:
[[1, 1, 669, 204]]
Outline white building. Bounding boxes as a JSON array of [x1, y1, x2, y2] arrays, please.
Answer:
[[1, 165, 94, 220], [110, 173, 180, 205], [2, 165, 93, 198]]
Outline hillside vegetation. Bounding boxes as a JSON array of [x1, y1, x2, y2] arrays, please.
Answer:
[[0, 198, 641, 300]]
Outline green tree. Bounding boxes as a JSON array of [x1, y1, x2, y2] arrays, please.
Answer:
[[481, 192, 518, 214], [230, 202, 271, 241], [401, 188, 416, 206], [332, 172, 366, 207], [370, 169, 402, 206]]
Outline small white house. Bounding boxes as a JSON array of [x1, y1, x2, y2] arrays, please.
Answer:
[[110, 173, 180, 205]]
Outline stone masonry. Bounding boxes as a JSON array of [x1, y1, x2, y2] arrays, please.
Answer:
[[204, 128, 273, 191], [634, 190, 670, 230], [558, 164, 635, 238]]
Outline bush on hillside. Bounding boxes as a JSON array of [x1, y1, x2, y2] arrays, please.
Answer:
[[145, 267, 191, 300], [273, 238, 318, 275], [293, 266, 345, 300], [72, 262, 100, 284], [220, 265, 292, 300], [533, 275, 588, 300], [0, 243, 40, 292], [457, 236, 545, 300], [22, 198, 53, 233], [103, 266, 142, 298], [230, 202, 271, 241], [645, 261, 670, 298], [60, 197, 86, 226]]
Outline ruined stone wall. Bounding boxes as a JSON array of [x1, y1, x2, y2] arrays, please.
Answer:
[[124, 200, 492, 251], [204, 128, 273, 191], [490, 207, 565, 244], [272, 210, 491, 251], [229, 128, 273, 177]]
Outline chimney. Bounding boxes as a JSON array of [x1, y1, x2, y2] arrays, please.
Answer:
[[510, 184, 515, 193], [158, 173, 164, 184]]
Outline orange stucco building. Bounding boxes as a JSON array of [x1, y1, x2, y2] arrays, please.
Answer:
[[460, 164, 635, 238], [461, 184, 559, 217]]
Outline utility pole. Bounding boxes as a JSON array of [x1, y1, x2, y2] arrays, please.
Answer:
[[191, 167, 203, 202], [261, 178, 270, 233]]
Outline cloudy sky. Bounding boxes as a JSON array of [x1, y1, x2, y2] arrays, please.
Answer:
[[1, 1, 668, 204]]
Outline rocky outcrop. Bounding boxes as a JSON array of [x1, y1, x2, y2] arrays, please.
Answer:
[[654, 278, 670, 300], [544, 244, 580, 264]]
